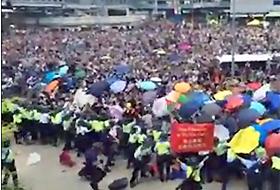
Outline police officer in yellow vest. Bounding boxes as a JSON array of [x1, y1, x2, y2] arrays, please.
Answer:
[[121, 118, 136, 148], [176, 156, 208, 190], [13, 109, 23, 144], [50, 111, 63, 146], [269, 154, 280, 190], [154, 133, 171, 182], [1, 140, 18, 187], [127, 127, 139, 169]]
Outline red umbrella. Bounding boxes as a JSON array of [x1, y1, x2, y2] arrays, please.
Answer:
[[225, 95, 244, 112], [265, 133, 280, 157], [247, 82, 262, 91]]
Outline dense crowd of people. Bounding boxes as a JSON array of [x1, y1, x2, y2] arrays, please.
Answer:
[[1, 18, 280, 190]]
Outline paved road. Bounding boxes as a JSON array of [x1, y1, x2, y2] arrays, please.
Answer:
[[12, 144, 246, 190]]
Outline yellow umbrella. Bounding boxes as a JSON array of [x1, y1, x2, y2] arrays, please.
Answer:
[[174, 82, 191, 93], [228, 127, 260, 154], [214, 90, 232, 101], [247, 19, 262, 26]]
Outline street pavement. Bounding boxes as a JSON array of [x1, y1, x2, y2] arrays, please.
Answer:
[[12, 144, 246, 190]]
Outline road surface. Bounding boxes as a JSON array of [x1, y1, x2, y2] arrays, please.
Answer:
[[11, 144, 246, 190]]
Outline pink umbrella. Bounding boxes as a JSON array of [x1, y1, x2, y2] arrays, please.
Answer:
[[178, 42, 192, 52], [108, 105, 124, 121]]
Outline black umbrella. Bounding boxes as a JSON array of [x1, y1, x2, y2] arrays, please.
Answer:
[[88, 81, 109, 97]]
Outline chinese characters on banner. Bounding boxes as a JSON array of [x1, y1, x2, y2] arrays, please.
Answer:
[[170, 122, 214, 153]]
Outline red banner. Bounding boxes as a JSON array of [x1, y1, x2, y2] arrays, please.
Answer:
[[170, 122, 214, 153]]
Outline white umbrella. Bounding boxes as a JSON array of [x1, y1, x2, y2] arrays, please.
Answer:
[[214, 124, 230, 142], [152, 97, 169, 117], [253, 84, 271, 101]]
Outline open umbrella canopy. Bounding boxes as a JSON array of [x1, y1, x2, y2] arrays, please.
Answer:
[[57, 65, 69, 76], [214, 124, 230, 142], [247, 82, 262, 91], [110, 80, 127, 93], [42, 71, 61, 84], [249, 101, 266, 115], [229, 126, 260, 154], [188, 91, 211, 106], [225, 95, 244, 112], [152, 97, 169, 117], [266, 91, 280, 112], [88, 81, 109, 97], [265, 133, 280, 156], [138, 81, 157, 91], [114, 64, 131, 74], [201, 103, 222, 116], [242, 94, 252, 107], [168, 53, 182, 64], [237, 108, 261, 128], [178, 101, 200, 119], [261, 120, 280, 132], [252, 124, 268, 144], [142, 91, 158, 105], [174, 82, 191, 93], [214, 90, 232, 101], [177, 94, 190, 104], [253, 84, 271, 101]]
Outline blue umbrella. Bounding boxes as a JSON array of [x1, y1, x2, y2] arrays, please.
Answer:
[[252, 124, 268, 144], [261, 120, 280, 132], [110, 80, 127, 93], [242, 94, 252, 107], [266, 91, 280, 112], [57, 65, 69, 76], [168, 53, 181, 65], [114, 64, 131, 75], [237, 108, 261, 128], [138, 81, 157, 91], [42, 71, 60, 84], [179, 101, 200, 119], [188, 92, 211, 107], [250, 101, 266, 115], [88, 81, 109, 97]]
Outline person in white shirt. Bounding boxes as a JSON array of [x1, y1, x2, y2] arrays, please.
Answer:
[[39, 112, 50, 143]]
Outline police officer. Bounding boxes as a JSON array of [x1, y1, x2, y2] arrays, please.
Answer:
[[127, 127, 139, 169], [1, 140, 18, 187], [130, 139, 153, 188], [154, 133, 171, 182]]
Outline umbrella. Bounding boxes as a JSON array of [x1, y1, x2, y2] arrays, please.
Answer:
[[247, 82, 262, 91], [242, 94, 252, 107], [166, 91, 181, 103], [57, 65, 69, 76], [188, 91, 211, 106], [261, 120, 280, 132], [42, 71, 60, 84], [214, 90, 232, 101], [174, 82, 191, 93], [106, 75, 119, 85], [214, 124, 230, 142], [138, 81, 157, 91], [178, 101, 200, 119], [177, 94, 189, 104], [110, 80, 127, 93], [249, 101, 266, 115], [247, 19, 262, 26], [222, 116, 238, 135], [237, 108, 261, 128], [168, 53, 182, 65], [142, 91, 158, 105], [266, 91, 280, 112], [74, 88, 97, 108], [253, 84, 271, 101], [201, 103, 222, 116], [114, 64, 131, 74], [150, 77, 162, 83], [265, 133, 280, 156], [225, 95, 244, 112], [178, 42, 192, 51], [152, 97, 169, 117], [108, 105, 124, 121], [229, 126, 260, 154], [88, 81, 109, 97], [252, 124, 268, 144], [195, 113, 214, 123]]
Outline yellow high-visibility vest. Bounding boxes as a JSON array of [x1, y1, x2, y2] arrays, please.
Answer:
[[155, 141, 170, 155], [186, 166, 201, 182], [271, 156, 280, 171]]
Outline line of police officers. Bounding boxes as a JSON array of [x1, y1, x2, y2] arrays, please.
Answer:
[[2, 98, 280, 190]]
